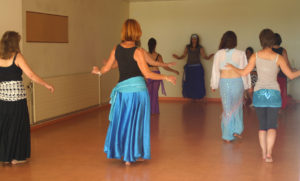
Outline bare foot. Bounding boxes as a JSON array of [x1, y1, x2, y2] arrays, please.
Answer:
[[233, 133, 242, 139], [265, 156, 273, 163], [125, 162, 131, 166], [223, 139, 231, 143], [137, 158, 145, 162], [11, 160, 27, 165]]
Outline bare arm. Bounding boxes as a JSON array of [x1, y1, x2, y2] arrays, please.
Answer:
[[143, 49, 175, 67], [15, 53, 54, 93], [158, 55, 179, 75], [226, 54, 256, 76], [282, 48, 292, 69], [135, 48, 176, 85], [91, 46, 116, 75], [277, 55, 300, 79], [200, 47, 214, 60], [173, 47, 188, 59]]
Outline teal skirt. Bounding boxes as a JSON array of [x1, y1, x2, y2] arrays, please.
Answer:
[[253, 89, 281, 107], [104, 76, 151, 162]]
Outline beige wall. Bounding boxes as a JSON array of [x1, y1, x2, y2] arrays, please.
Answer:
[[130, 0, 300, 99], [0, 0, 22, 44], [22, 0, 129, 104]]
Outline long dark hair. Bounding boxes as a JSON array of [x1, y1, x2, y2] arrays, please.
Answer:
[[0, 31, 21, 59], [187, 34, 200, 49], [148, 38, 156, 53], [218, 31, 237, 50]]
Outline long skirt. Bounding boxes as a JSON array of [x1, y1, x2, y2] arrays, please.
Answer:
[[104, 76, 151, 162], [277, 76, 287, 109], [182, 64, 206, 99], [220, 78, 244, 141], [146, 70, 166, 114], [0, 99, 30, 162]]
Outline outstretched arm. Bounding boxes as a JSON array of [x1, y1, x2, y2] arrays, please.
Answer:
[[91, 46, 117, 75], [226, 54, 256, 76], [278, 55, 300, 79], [135, 48, 176, 85], [200, 47, 214, 60], [142, 49, 176, 67], [173, 47, 188, 60], [158, 55, 179, 75], [15, 53, 54, 93]]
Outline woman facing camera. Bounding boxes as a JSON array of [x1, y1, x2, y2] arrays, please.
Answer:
[[173, 34, 213, 100], [210, 31, 251, 142], [226, 29, 300, 162], [91, 19, 176, 166]]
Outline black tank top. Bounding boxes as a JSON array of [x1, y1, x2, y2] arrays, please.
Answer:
[[115, 44, 143, 82], [272, 47, 285, 78], [0, 53, 23, 82]]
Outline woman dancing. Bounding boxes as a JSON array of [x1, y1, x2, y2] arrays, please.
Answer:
[[146, 37, 179, 114], [91, 19, 176, 166], [227, 29, 300, 162], [210, 31, 251, 142], [173, 34, 213, 100], [0, 31, 54, 165]]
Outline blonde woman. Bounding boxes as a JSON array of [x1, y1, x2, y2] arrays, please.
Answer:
[[91, 19, 176, 166]]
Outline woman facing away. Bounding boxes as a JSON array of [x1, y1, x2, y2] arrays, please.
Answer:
[[272, 33, 292, 110], [91, 19, 176, 166], [146, 37, 179, 114], [0, 31, 54, 165], [210, 31, 251, 142], [227, 29, 300, 162], [173, 34, 214, 100]]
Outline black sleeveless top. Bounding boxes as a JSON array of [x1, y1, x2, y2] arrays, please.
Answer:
[[115, 45, 143, 82], [0, 53, 23, 82], [272, 47, 285, 78]]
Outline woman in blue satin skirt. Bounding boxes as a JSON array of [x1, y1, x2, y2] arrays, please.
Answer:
[[173, 34, 214, 99], [227, 29, 300, 162], [210, 31, 251, 142], [91, 19, 176, 166]]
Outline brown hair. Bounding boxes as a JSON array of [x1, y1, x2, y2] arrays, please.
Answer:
[[259, 29, 274, 48], [0, 31, 21, 59], [121, 19, 142, 44], [218, 31, 237, 50]]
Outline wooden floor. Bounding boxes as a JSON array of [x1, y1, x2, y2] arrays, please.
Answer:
[[1, 101, 300, 181]]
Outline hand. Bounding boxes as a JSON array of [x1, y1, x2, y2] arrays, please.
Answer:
[[208, 53, 214, 60], [166, 75, 176, 85], [172, 54, 179, 59], [45, 84, 55, 93], [91, 66, 100, 75], [165, 62, 176, 67], [174, 70, 180, 75]]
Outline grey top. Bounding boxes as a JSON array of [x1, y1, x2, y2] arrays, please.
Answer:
[[187, 46, 201, 64], [254, 53, 280, 91]]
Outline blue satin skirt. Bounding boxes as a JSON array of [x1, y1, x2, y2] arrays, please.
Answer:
[[220, 78, 244, 141], [104, 76, 151, 162]]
